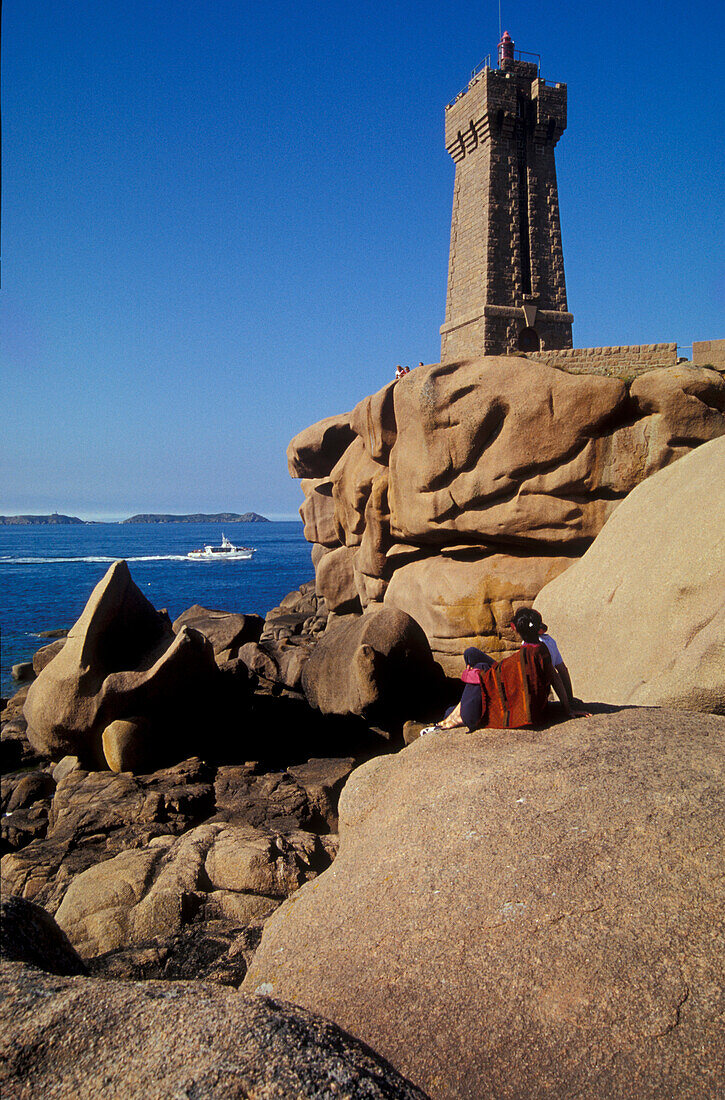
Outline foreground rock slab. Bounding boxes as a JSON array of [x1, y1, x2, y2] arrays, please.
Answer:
[[0, 960, 430, 1100], [244, 709, 725, 1099]]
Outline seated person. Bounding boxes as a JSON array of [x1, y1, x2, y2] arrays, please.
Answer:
[[421, 607, 585, 734], [512, 607, 576, 706]]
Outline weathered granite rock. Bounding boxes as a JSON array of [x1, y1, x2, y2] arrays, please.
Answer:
[[102, 717, 154, 773], [237, 640, 277, 683], [53, 821, 330, 960], [1, 770, 55, 852], [269, 641, 315, 691], [5, 771, 54, 812], [244, 709, 725, 1099], [1, 802, 52, 855], [216, 654, 255, 699], [224, 580, 330, 690], [24, 560, 220, 766], [1, 688, 45, 771], [290, 360, 725, 668], [300, 476, 340, 546], [315, 544, 362, 614], [263, 611, 306, 640], [536, 435, 725, 712], [331, 436, 387, 549], [51, 755, 81, 783], [628, 366, 725, 476], [386, 359, 725, 548], [277, 580, 321, 617], [11, 661, 35, 683], [172, 604, 263, 656], [0, 896, 87, 975], [301, 607, 439, 719], [1, 758, 215, 913], [349, 379, 397, 464], [32, 638, 65, 675], [213, 764, 315, 831], [287, 756, 356, 832], [287, 411, 357, 478], [88, 921, 262, 985], [257, 582, 327, 656], [0, 744, 357, 926], [0, 959, 430, 1099], [354, 468, 391, 604], [384, 550, 574, 673], [236, 638, 313, 692]]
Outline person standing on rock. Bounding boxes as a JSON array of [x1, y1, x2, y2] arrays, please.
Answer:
[[421, 607, 584, 734]]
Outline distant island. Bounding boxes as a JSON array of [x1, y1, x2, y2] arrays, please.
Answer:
[[0, 513, 85, 526], [0, 511, 271, 525], [122, 513, 271, 524]]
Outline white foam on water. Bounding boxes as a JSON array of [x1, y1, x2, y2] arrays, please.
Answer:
[[0, 554, 194, 565]]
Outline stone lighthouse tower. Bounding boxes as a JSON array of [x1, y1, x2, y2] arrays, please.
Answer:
[[440, 33, 573, 361]]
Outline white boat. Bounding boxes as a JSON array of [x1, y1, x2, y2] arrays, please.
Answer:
[[187, 533, 254, 560]]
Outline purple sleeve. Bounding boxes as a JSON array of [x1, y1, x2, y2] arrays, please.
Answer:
[[541, 634, 563, 666]]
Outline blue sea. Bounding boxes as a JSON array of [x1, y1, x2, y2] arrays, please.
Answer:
[[0, 522, 313, 699]]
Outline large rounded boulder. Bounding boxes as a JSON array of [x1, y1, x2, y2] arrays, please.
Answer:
[[535, 435, 725, 712], [243, 709, 725, 1098], [301, 607, 440, 720]]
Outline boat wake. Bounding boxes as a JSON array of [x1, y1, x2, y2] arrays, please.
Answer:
[[0, 554, 240, 565]]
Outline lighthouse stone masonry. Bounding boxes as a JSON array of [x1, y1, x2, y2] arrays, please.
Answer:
[[441, 32, 573, 361]]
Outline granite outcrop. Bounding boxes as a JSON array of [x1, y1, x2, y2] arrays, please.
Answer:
[[3, 356, 724, 1097], [20, 562, 430, 776], [289, 359, 725, 672], [0, 747, 360, 984]]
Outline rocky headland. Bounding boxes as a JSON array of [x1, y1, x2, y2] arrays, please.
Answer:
[[2, 355, 724, 1097], [0, 513, 86, 526], [122, 512, 270, 523], [0, 511, 270, 525]]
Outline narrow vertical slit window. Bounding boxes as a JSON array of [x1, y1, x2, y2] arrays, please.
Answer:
[[516, 96, 532, 296]]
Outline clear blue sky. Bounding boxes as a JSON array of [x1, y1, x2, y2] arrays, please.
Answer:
[[2, 1, 723, 520]]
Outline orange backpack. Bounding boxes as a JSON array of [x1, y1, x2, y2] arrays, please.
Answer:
[[464, 645, 550, 729]]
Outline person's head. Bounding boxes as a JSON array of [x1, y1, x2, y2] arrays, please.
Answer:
[[511, 607, 546, 644]]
